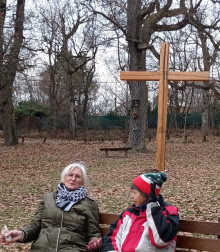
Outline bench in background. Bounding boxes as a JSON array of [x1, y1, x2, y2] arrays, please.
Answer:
[[99, 213, 220, 252], [100, 147, 132, 157]]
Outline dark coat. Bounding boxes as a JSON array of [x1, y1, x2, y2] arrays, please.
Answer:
[[21, 191, 100, 252]]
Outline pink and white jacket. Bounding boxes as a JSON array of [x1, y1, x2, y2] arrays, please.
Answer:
[[101, 195, 179, 252]]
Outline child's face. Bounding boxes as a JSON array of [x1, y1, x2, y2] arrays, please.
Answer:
[[130, 189, 146, 206]]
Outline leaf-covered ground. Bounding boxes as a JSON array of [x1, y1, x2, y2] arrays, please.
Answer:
[[0, 130, 219, 251]]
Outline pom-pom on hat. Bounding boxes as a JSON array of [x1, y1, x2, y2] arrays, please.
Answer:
[[133, 172, 167, 196]]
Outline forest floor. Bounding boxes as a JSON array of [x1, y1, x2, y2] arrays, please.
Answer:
[[0, 129, 219, 251]]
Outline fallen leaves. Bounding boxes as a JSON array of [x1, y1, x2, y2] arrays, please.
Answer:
[[0, 130, 219, 251]]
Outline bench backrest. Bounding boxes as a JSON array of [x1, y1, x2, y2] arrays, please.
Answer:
[[99, 213, 220, 252]]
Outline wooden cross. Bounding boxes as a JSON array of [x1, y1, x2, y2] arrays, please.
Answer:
[[120, 42, 209, 171]]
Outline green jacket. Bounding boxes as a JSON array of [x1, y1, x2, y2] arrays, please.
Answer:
[[21, 191, 100, 252]]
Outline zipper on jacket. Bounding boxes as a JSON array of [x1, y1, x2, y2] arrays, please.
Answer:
[[55, 211, 64, 252]]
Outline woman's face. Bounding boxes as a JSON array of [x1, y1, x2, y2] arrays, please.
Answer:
[[64, 167, 84, 191]]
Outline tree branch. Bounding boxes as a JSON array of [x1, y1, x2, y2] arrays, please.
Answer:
[[93, 10, 127, 36]]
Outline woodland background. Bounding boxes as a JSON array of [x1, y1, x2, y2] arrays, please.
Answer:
[[1, 0, 220, 150]]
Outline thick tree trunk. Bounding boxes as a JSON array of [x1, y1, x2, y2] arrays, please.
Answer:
[[127, 0, 147, 151], [0, 0, 25, 146], [198, 32, 211, 140], [0, 84, 18, 145], [127, 55, 147, 151]]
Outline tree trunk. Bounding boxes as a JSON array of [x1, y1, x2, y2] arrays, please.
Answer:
[[202, 91, 209, 141], [0, 0, 25, 146], [127, 0, 147, 151], [197, 30, 212, 140], [69, 97, 76, 139], [0, 84, 18, 145]]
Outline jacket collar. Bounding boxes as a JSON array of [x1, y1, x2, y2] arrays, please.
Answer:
[[131, 203, 147, 211]]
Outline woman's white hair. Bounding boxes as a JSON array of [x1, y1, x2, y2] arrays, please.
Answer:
[[60, 162, 87, 186]]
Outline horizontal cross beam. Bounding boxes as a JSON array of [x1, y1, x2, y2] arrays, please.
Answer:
[[120, 71, 209, 81]]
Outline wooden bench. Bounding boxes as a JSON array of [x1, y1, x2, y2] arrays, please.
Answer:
[[99, 213, 220, 252], [100, 147, 132, 157]]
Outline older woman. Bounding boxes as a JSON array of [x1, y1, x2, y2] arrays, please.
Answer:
[[0, 162, 101, 252]]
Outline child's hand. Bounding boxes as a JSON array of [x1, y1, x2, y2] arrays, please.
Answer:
[[147, 183, 158, 204]]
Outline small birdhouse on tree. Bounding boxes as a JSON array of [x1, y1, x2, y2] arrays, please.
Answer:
[[132, 98, 140, 108]]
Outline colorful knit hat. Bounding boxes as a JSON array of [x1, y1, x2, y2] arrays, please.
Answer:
[[132, 172, 167, 196]]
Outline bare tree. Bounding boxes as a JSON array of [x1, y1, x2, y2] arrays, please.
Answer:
[[88, 0, 220, 151], [165, 3, 220, 136], [33, 0, 104, 138], [0, 0, 25, 146]]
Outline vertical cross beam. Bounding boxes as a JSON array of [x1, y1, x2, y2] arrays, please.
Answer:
[[156, 42, 169, 171]]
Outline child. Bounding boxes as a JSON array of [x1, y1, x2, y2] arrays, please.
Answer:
[[101, 172, 179, 252]]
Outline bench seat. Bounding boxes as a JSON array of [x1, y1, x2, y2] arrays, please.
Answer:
[[100, 147, 132, 157]]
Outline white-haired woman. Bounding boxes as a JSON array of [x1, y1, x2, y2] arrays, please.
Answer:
[[0, 162, 101, 252]]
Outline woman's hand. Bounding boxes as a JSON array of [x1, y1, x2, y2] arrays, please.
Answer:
[[0, 229, 24, 244], [86, 237, 102, 251]]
